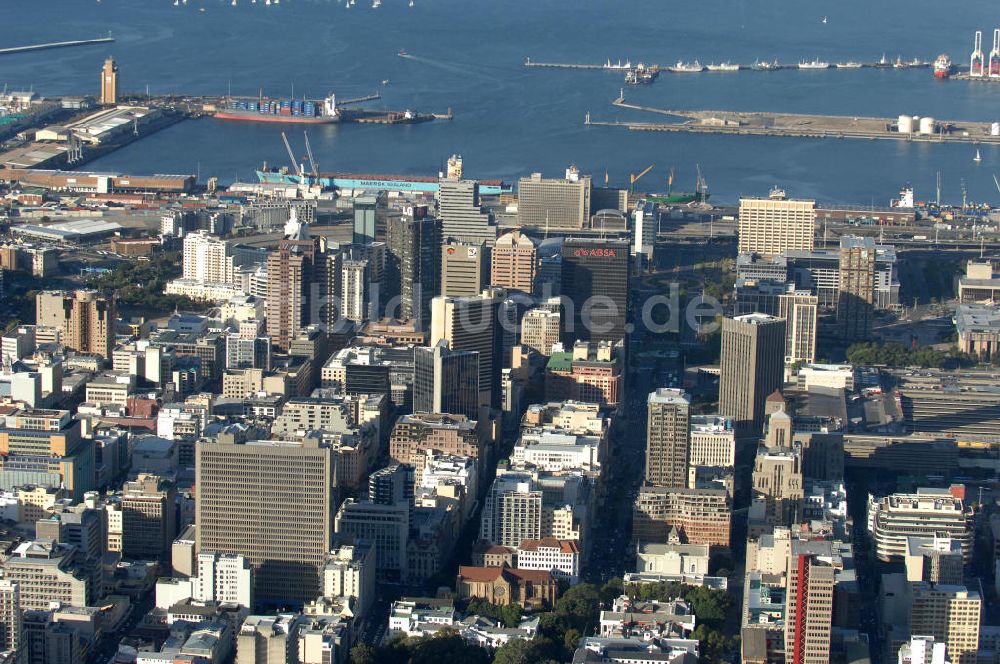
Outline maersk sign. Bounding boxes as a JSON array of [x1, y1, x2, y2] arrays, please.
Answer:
[[256, 171, 507, 195]]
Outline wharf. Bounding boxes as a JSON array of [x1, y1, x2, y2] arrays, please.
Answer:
[[525, 56, 928, 73], [0, 37, 114, 56], [584, 98, 1000, 144]]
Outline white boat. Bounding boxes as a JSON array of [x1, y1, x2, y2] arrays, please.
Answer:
[[752, 59, 779, 71], [173, 0, 179, 5], [799, 59, 830, 69], [604, 59, 632, 70], [409, 0, 414, 5], [974, 149, 982, 163], [836, 61, 863, 68], [231, 0, 237, 5], [372, 0, 380, 7], [822, 16, 827, 24], [669, 60, 705, 73], [706, 62, 739, 71]]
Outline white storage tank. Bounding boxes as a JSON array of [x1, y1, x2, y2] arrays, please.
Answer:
[[991, 122, 1000, 136], [919, 117, 936, 134], [898, 114, 914, 133]]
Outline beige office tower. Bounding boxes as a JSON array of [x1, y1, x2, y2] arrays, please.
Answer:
[[837, 235, 876, 341], [517, 167, 592, 231], [100, 57, 118, 105], [490, 230, 536, 293], [778, 291, 818, 368], [441, 243, 485, 297], [0, 580, 20, 652], [644, 388, 691, 488], [431, 290, 500, 411], [35, 290, 116, 360], [520, 307, 561, 356], [121, 473, 177, 562], [196, 438, 333, 606], [909, 584, 982, 664], [718, 314, 786, 435], [784, 540, 835, 664], [737, 191, 816, 255]]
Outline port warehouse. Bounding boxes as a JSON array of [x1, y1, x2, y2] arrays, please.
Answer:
[[9, 218, 122, 243], [0, 169, 195, 193]]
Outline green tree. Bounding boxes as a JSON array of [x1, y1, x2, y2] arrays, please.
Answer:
[[563, 627, 581, 654], [492, 639, 533, 664], [349, 644, 377, 664], [499, 603, 522, 628]]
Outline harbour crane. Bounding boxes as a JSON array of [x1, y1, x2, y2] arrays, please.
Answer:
[[303, 131, 319, 180], [280, 131, 302, 178], [630, 164, 654, 193]]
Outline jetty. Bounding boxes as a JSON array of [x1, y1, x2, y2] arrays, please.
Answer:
[[0, 37, 114, 56]]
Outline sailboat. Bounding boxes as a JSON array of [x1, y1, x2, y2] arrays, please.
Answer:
[[974, 149, 982, 163]]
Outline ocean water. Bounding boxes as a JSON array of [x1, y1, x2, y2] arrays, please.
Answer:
[[3, 0, 999, 204]]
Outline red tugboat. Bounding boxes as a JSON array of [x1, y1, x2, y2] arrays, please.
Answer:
[[933, 53, 952, 79]]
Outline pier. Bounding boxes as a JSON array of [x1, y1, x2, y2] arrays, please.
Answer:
[[0, 37, 114, 56], [586, 98, 1000, 144], [525, 56, 930, 76]]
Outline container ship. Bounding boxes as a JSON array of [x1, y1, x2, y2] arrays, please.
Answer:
[[214, 93, 340, 124]]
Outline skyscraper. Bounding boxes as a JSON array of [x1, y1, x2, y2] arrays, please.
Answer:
[[441, 243, 485, 297], [778, 290, 818, 368], [100, 57, 118, 105], [265, 218, 326, 351], [718, 314, 786, 435], [738, 190, 816, 256], [437, 178, 496, 246], [35, 289, 116, 360], [560, 238, 630, 345], [784, 540, 835, 664], [517, 167, 592, 231], [182, 230, 234, 284], [340, 258, 369, 324], [121, 473, 177, 562], [386, 215, 440, 327], [909, 583, 982, 664], [430, 290, 502, 410], [413, 341, 480, 419], [0, 580, 20, 652], [352, 195, 380, 245], [196, 437, 333, 606], [490, 230, 536, 293], [837, 235, 876, 341], [644, 388, 691, 488]]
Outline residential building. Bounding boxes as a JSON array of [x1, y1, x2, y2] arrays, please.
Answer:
[[35, 290, 116, 359], [738, 191, 816, 255], [718, 314, 786, 435], [0, 581, 20, 652], [515, 538, 581, 585], [491, 230, 536, 293], [196, 438, 333, 606], [838, 235, 876, 340], [182, 230, 234, 284], [644, 389, 691, 489], [193, 552, 253, 607], [265, 224, 324, 351]]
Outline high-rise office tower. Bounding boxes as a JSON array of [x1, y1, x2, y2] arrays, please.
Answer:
[[100, 57, 118, 105], [413, 341, 480, 420], [441, 242, 485, 297], [430, 290, 502, 411], [560, 238, 630, 344], [437, 178, 496, 246], [837, 235, 876, 341], [778, 290, 818, 368], [352, 195, 379, 245], [386, 215, 440, 327], [784, 540, 835, 664], [0, 580, 20, 653], [121, 474, 177, 562], [738, 190, 816, 255], [182, 230, 234, 284], [718, 314, 786, 435], [644, 388, 691, 488], [35, 289, 116, 360], [517, 167, 592, 231], [265, 217, 326, 350], [490, 230, 536, 293], [196, 437, 333, 606]]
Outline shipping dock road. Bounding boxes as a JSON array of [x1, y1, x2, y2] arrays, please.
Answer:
[[583, 98, 1000, 144], [0, 36, 114, 56]]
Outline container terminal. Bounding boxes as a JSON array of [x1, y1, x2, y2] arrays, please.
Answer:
[[584, 96, 1000, 145]]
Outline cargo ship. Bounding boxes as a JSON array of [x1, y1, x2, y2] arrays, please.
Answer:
[[933, 54, 952, 78], [214, 93, 340, 124], [669, 60, 705, 73]]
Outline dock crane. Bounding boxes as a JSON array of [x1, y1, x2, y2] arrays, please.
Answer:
[[280, 131, 303, 180], [630, 164, 654, 193], [303, 131, 319, 180]]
